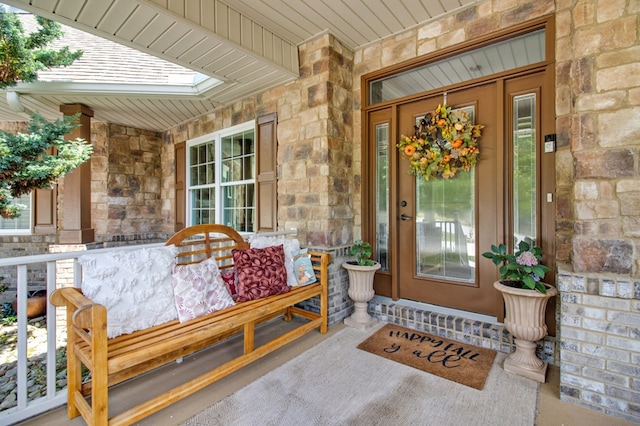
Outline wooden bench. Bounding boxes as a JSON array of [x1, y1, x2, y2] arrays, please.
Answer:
[[51, 224, 330, 425]]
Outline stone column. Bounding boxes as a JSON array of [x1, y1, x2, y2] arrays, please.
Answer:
[[59, 104, 95, 244]]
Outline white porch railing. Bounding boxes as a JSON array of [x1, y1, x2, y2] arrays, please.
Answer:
[[0, 243, 163, 425], [0, 229, 297, 424]]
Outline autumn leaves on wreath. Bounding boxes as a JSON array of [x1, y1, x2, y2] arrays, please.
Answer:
[[396, 104, 483, 180]]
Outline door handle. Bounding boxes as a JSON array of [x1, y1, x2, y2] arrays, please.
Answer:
[[400, 213, 413, 221]]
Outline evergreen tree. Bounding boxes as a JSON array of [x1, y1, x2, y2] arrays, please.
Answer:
[[0, 6, 89, 219], [0, 114, 92, 218], [0, 6, 83, 88]]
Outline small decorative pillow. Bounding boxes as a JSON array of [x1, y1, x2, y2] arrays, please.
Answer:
[[249, 236, 300, 288], [292, 248, 317, 285], [232, 245, 289, 302], [172, 257, 236, 323], [79, 245, 179, 338]]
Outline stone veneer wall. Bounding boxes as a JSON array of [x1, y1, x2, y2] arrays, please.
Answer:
[[348, 0, 560, 364], [165, 34, 354, 249], [351, 0, 555, 231], [553, 0, 640, 422], [90, 122, 167, 243]]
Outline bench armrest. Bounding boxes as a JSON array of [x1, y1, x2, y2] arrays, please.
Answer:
[[51, 287, 108, 354], [51, 287, 91, 310]]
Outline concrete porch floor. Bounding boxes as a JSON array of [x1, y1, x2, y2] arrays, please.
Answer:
[[19, 320, 633, 426]]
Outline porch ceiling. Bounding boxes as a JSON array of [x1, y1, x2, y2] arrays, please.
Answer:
[[0, 0, 480, 132]]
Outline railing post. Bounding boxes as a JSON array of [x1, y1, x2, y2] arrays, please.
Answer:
[[46, 261, 58, 399], [0, 243, 163, 425], [16, 265, 28, 410]]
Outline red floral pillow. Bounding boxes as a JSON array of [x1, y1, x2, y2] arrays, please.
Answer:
[[232, 245, 289, 302]]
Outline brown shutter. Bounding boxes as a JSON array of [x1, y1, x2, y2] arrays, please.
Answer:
[[256, 113, 277, 232], [33, 187, 56, 234], [175, 141, 186, 231], [34, 146, 56, 234]]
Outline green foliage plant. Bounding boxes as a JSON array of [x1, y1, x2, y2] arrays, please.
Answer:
[[349, 240, 376, 266], [0, 6, 83, 89], [0, 113, 92, 218], [482, 240, 549, 293]]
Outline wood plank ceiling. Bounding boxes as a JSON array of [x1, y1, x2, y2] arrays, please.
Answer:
[[0, 0, 480, 131]]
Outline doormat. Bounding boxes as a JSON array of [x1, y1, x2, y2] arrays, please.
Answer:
[[357, 323, 497, 390]]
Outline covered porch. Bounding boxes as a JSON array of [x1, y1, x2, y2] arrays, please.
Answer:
[[11, 315, 632, 426], [0, 0, 639, 424]]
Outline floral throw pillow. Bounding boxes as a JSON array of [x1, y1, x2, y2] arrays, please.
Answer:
[[248, 236, 301, 287], [232, 245, 289, 302], [172, 257, 236, 322]]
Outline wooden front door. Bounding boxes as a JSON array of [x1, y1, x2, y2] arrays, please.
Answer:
[[396, 83, 499, 315]]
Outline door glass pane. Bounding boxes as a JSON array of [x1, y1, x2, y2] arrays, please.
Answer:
[[416, 173, 475, 282], [375, 123, 389, 270], [513, 94, 537, 245], [415, 107, 476, 283]]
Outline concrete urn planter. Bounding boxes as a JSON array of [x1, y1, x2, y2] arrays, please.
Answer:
[[494, 281, 558, 383], [342, 261, 381, 331]]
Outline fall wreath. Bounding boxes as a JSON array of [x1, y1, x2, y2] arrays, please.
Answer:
[[397, 104, 483, 180]]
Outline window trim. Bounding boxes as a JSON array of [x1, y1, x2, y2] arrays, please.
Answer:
[[185, 120, 256, 228], [0, 193, 33, 235]]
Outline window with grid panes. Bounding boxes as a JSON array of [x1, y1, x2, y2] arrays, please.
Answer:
[[0, 194, 31, 234], [187, 122, 256, 232]]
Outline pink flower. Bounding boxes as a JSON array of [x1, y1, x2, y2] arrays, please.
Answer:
[[516, 251, 538, 266]]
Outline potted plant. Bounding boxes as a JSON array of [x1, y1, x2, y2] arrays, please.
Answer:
[[482, 241, 558, 382], [342, 240, 381, 331]]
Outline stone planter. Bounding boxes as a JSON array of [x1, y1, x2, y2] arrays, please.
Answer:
[[342, 261, 381, 331], [494, 280, 557, 382]]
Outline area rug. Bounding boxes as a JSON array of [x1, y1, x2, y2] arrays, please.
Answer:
[[357, 323, 496, 390], [182, 323, 538, 426]]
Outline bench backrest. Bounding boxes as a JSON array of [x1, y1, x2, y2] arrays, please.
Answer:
[[165, 224, 250, 271]]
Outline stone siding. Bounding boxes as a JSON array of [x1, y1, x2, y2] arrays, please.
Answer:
[[92, 123, 166, 242], [1, 120, 169, 247], [554, 0, 640, 421], [0, 121, 168, 298], [352, 0, 555, 236], [557, 272, 640, 421]]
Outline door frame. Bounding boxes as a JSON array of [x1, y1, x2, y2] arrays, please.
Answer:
[[361, 16, 556, 324]]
